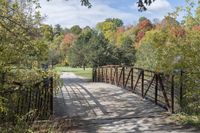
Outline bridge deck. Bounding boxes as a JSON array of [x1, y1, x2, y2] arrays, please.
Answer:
[[53, 72, 198, 133]]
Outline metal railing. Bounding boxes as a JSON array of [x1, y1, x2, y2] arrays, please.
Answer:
[[93, 65, 183, 113], [0, 76, 53, 123]]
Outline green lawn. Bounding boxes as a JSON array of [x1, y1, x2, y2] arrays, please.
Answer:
[[54, 67, 92, 79]]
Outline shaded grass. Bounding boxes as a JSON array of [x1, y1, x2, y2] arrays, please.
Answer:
[[171, 113, 200, 128], [54, 67, 92, 79]]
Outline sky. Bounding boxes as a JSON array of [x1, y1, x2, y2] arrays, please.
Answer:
[[39, 0, 186, 28]]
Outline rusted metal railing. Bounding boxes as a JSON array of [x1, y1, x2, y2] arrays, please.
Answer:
[[93, 65, 183, 113]]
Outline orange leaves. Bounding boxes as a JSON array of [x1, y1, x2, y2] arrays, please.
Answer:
[[138, 19, 153, 31], [192, 25, 200, 32], [61, 33, 76, 53], [63, 33, 75, 44], [170, 26, 185, 38], [135, 19, 153, 43], [136, 31, 145, 43], [115, 27, 125, 46]]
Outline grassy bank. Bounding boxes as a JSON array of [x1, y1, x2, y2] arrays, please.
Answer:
[[171, 114, 200, 128], [54, 67, 92, 79]]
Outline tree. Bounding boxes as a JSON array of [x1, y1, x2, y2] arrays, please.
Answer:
[[83, 0, 156, 11], [138, 19, 153, 30], [135, 18, 153, 43], [68, 29, 115, 68], [40, 24, 54, 41], [83, 26, 92, 31], [86, 32, 114, 67], [161, 16, 179, 28], [70, 25, 82, 35], [137, 0, 156, 11], [96, 18, 123, 44], [60, 33, 76, 60], [114, 27, 126, 46], [139, 17, 148, 23], [115, 36, 136, 65], [0, 1, 51, 131], [105, 18, 124, 27], [48, 35, 63, 66], [80, 0, 92, 8], [68, 30, 92, 68], [54, 24, 63, 35], [46, 0, 156, 10], [153, 18, 160, 24], [63, 28, 70, 34], [0, 0, 48, 70]]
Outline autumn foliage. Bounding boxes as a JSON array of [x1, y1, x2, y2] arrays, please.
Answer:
[[63, 33, 76, 44], [192, 25, 200, 32], [170, 26, 185, 38], [138, 19, 153, 31], [135, 19, 153, 43]]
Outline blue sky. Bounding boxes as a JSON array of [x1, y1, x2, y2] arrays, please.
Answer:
[[39, 0, 186, 28]]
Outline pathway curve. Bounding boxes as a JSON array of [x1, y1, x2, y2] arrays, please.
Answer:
[[53, 72, 199, 133]]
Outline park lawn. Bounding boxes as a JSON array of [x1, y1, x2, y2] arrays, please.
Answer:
[[54, 67, 92, 79]]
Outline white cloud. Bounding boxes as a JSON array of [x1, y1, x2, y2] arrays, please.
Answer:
[[130, 0, 172, 21], [131, 0, 171, 11], [147, 0, 171, 11], [39, 0, 136, 28]]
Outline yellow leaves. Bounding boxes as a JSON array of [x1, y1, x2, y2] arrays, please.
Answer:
[[136, 21, 200, 73]]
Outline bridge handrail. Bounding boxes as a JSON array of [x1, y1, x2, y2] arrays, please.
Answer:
[[92, 65, 187, 113]]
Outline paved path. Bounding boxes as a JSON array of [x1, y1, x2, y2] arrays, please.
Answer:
[[53, 72, 199, 133]]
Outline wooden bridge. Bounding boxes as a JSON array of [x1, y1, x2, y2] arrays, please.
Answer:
[[1, 66, 199, 132], [53, 69, 198, 132]]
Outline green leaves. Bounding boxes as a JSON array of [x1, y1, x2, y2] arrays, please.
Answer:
[[0, 0, 48, 69]]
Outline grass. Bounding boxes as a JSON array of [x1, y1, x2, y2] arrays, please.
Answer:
[[171, 113, 200, 128], [54, 67, 92, 79]]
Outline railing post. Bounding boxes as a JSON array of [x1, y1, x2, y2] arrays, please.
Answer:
[[50, 77, 53, 115], [131, 68, 134, 90], [105, 67, 107, 83], [180, 70, 183, 109], [95, 68, 97, 82], [123, 67, 125, 88], [97, 67, 100, 82], [110, 66, 112, 84], [171, 75, 175, 113], [92, 68, 94, 82], [101, 67, 104, 82], [155, 74, 158, 105], [115, 66, 118, 85], [141, 70, 144, 97], [92, 68, 96, 82]]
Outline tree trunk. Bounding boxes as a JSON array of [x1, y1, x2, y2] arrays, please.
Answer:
[[83, 65, 85, 71]]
